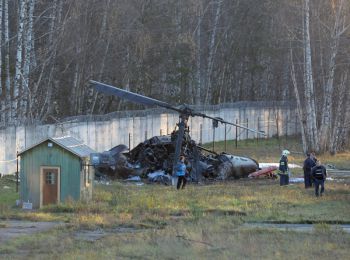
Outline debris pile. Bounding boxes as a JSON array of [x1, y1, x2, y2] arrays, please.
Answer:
[[92, 130, 259, 183], [88, 80, 268, 184]]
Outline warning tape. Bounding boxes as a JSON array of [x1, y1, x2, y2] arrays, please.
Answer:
[[0, 158, 18, 163]]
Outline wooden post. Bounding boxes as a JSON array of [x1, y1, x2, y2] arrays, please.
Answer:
[[276, 112, 280, 142], [257, 117, 260, 144], [212, 127, 215, 151], [199, 124, 203, 144], [16, 151, 19, 193], [246, 118, 249, 141], [167, 114, 169, 135], [235, 119, 238, 148], [128, 133, 131, 152], [145, 130, 147, 140], [224, 124, 227, 152]]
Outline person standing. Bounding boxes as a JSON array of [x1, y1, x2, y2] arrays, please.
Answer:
[[303, 153, 316, 188], [278, 150, 290, 186], [311, 161, 327, 197], [176, 156, 187, 190], [310, 152, 318, 164]]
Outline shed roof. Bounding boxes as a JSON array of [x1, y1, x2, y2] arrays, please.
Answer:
[[18, 136, 96, 158]]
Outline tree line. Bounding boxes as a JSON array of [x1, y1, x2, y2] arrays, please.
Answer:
[[0, 0, 349, 154]]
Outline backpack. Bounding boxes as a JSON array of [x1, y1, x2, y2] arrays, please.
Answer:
[[314, 167, 325, 179]]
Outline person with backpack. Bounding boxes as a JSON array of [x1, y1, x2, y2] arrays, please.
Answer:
[[278, 150, 290, 186], [311, 160, 327, 197]]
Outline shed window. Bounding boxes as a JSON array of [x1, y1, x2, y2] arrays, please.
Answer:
[[46, 172, 56, 184]]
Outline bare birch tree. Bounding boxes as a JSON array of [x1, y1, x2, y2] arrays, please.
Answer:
[[4, 0, 10, 124], [13, 0, 26, 123], [330, 72, 348, 154], [2, 0, 349, 152], [285, 0, 350, 153], [89, 0, 111, 114], [303, 0, 319, 152], [319, 0, 349, 151], [204, 0, 222, 104], [194, 1, 203, 106], [21, 0, 35, 122], [290, 47, 307, 153], [40, 0, 64, 120], [0, 0, 3, 125]]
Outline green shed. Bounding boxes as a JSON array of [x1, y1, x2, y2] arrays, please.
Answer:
[[19, 136, 96, 209]]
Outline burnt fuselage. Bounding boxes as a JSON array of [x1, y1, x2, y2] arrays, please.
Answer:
[[93, 131, 259, 181]]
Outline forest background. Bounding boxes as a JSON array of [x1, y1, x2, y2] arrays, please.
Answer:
[[0, 0, 349, 154]]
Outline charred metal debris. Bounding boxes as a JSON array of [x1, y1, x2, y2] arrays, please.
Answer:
[[88, 80, 263, 184], [91, 127, 259, 184]]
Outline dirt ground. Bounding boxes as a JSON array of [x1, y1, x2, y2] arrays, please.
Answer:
[[0, 220, 63, 243], [1, 220, 350, 246]]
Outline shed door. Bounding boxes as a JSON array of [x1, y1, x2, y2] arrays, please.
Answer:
[[42, 168, 58, 205]]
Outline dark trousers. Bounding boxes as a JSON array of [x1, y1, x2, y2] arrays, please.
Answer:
[[304, 171, 312, 188], [177, 176, 187, 190], [314, 179, 325, 197], [279, 173, 289, 186]]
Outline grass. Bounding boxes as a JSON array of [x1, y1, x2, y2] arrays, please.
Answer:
[[0, 136, 349, 259], [0, 175, 19, 204], [0, 175, 20, 220], [206, 135, 350, 170], [1, 214, 349, 259]]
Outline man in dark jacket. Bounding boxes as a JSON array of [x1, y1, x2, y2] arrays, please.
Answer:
[[303, 153, 316, 188], [311, 161, 327, 197]]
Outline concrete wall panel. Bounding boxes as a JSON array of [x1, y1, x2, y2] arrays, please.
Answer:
[[0, 102, 298, 174]]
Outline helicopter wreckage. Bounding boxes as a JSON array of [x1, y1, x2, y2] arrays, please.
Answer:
[[89, 80, 267, 184], [91, 129, 260, 184]]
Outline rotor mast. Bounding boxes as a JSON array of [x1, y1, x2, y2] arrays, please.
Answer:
[[89, 80, 266, 182], [172, 113, 189, 181]]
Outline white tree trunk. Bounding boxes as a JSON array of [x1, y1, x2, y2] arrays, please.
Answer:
[[319, 0, 347, 151], [89, 0, 111, 114], [194, 3, 202, 106], [13, 0, 26, 123], [204, 0, 222, 104], [70, 61, 81, 114], [94, 35, 111, 114], [41, 0, 64, 120], [303, 0, 318, 151], [342, 90, 350, 148], [330, 73, 348, 154], [0, 0, 3, 125], [290, 47, 307, 153], [4, 0, 11, 124], [21, 0, 35, 123]]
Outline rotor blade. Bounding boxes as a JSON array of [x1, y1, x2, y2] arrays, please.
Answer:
[[89, 80, 182, 113], [193, 112, 266, 136], [90, 80, 265, 136]]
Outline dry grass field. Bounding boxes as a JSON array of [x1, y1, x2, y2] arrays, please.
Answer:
[[1, 137, 349, 259]]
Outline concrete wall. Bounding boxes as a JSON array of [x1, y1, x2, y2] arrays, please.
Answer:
[[0, 102, 298, 174]]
